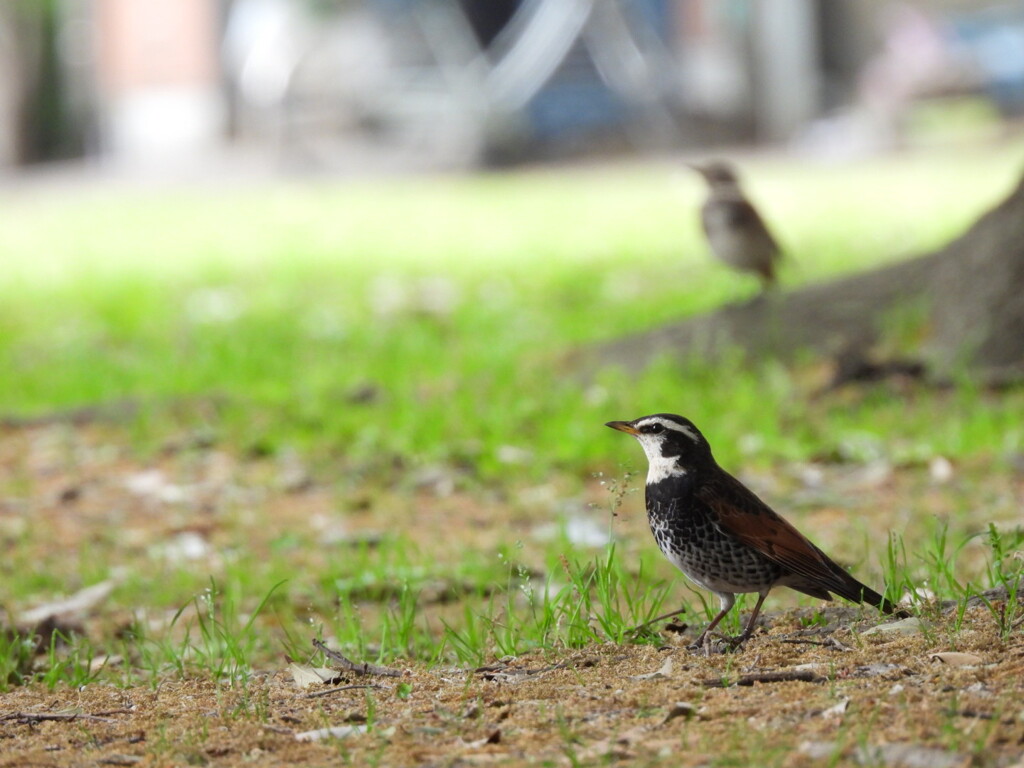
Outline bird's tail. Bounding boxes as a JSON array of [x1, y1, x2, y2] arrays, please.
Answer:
[[834, 573, 909, 618]]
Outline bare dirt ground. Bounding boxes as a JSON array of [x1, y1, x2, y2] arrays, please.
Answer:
[[1, 423, 1023, 766], [2, 612, 1023, 767]]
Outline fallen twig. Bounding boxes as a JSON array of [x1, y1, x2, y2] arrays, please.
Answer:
[[474, 656, 597, 679], [780, 636, 853, 652], [0, 711, 118, 724], [311, 639, 403, 678], [702, 669, 825, 688], [302, 684, 385, 699]]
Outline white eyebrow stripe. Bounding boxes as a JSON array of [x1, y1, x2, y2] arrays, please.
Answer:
[[636, 418, 699, 442]]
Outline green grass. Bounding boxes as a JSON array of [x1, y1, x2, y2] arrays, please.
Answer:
[[1, 143, 1024, 687], [3, 146, 1024, 479], [0, 518, 1021, 690]]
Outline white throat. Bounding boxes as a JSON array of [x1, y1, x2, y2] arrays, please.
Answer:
[[636, 434, 687, 484]]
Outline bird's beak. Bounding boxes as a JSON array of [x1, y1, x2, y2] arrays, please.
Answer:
[[605, 421, 639, 435]]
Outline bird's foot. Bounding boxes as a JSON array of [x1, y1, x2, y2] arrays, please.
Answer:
[[714, 631, 753, 650], [688, 631, 752, 655]]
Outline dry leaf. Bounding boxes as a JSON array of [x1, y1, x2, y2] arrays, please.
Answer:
[[928, 652, 983, 667], [88, 654, 124, 674], [661, 701, 696, 724], [295, 725, 368, 742], [288, 663, 343, 688], [460, 730, 502, 749], [631, 657, 673, 680], [826, 636, 854, 652], [861, 617, 923, 637], [820, 699, 849, 718], [19, 579, 118, 626]]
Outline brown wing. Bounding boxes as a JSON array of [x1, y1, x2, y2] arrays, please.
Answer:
[[700, 197, 782, 281], [701, 195, 778, 239], [697, 469, 897, 612], [696, 471, 849, 593], [736, 200, 782, 268]]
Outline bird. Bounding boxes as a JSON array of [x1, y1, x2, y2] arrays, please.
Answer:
[[606, 413, 903, 650], [688, 160, 781, 289]]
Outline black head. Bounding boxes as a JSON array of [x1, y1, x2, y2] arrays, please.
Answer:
[[688, 160, 741, 187], [606, 414, 715, 482]]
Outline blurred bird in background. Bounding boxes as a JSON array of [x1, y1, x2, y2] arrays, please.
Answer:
[[689, 161, 782, 291]]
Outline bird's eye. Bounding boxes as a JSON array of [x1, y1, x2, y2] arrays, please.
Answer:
[[646, 423, 664, 434]]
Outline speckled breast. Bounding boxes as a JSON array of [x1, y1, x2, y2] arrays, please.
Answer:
[[647, 501, 782, 595]]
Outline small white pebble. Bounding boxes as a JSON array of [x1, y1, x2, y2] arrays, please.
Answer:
[[929, 456, 954, 483]]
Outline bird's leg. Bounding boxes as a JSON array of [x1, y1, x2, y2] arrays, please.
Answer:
[[689, 594, 734, 651], [627, 606, 687, 636], [726, 592, 769, 647], [697, 592, 769, 652]]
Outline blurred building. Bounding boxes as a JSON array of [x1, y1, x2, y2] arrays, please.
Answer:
[[95, 0, 223, 164], [0, 0, 226, 169], [0, 0, 1021, 172]]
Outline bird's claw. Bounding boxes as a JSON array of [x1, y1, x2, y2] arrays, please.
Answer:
[[688, 631, 752, 655]]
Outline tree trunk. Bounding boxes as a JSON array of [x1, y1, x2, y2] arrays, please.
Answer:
[[595, 166, 1024, 382]]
